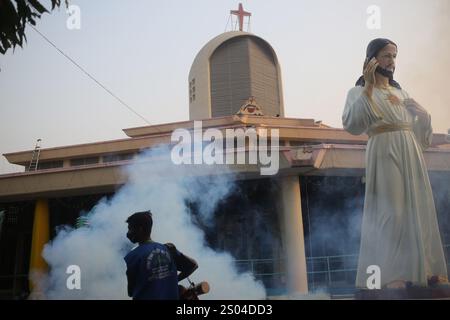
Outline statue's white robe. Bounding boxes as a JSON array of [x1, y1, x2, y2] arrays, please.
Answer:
[[343, 86, 448, 288]]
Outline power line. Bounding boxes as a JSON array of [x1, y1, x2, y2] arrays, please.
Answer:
[[29, 24, 151, 125]]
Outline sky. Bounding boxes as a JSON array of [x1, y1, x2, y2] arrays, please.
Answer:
[[0, 0, 449, 174]]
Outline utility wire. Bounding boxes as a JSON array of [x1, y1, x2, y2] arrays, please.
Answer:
[[29, 24, 151, 125]]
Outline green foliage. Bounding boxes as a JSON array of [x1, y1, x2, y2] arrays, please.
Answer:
[[0, 0, 68, 54]]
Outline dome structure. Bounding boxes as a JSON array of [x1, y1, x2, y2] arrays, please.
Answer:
[[188, 31, 284, 120]]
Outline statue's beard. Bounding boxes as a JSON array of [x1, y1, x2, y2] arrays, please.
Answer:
[[376, 66, 394, 79]]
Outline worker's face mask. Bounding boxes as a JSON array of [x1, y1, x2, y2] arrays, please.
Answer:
[[126, 232, 137, 243], [127, 225, 138, 243]]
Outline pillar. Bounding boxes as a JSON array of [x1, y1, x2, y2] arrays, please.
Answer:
[[29, 199, 50, 294], [278, 175, 308, 295]]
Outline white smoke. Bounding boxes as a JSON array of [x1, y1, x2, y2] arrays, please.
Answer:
[[41, 145, 266, 299]]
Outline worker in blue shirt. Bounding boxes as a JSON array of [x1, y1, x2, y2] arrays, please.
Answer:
[[124, 211, 197, 300]]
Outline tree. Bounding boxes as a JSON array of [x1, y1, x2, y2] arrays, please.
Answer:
[[0, 0, 68, 54]]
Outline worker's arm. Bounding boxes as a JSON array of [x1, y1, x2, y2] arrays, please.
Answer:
[[165, 243, 198, 282], [176, 252, 198, 282]]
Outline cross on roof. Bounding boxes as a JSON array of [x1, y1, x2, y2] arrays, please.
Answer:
[[230, 3, 251, 31]]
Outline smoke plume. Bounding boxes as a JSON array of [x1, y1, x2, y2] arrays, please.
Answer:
[[40, 145, 266, 299]]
